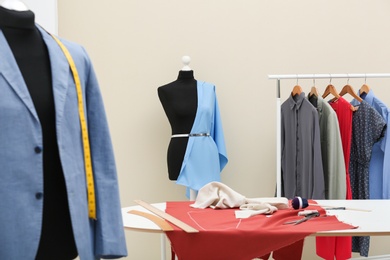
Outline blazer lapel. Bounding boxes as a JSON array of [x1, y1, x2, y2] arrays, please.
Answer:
[[38, 26, 70, 128], [0, 30, 39, 121]]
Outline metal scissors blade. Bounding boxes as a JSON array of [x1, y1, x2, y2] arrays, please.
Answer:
[[284, 212, 319, 225], [283, 218, 306, 225], [283, 220, 300, 225]]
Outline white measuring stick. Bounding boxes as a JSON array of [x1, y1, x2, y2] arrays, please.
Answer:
[[309, 203, 371, 212], [134, 200, 199, 233]]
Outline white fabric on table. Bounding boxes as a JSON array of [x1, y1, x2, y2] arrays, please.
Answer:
[[190, 182, 288, 218]]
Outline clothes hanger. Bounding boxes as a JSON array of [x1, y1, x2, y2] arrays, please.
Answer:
[[309, 78, 319, 97], [360, 74, 370, 95], [291, 85, 302, 96], [322, 77, 340, 99], [338, 76, 362, 111], [308, 78, 319, 108], [291, 76, 302, 96], [309, 86, 319, 97], [360, 84, 370, 95], [339, 77, 363, 103]]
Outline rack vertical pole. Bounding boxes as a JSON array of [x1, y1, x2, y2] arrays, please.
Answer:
[[276, 79, 281, 197]]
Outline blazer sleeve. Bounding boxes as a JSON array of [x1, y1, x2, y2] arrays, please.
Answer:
[[83, 48, 127, 258]]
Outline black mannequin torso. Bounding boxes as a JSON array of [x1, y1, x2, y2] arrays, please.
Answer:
[[0, 7, 77, 259], [158, 70, 197, 180]]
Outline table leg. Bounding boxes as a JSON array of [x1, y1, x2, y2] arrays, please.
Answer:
[[161, 234, 166, 260]]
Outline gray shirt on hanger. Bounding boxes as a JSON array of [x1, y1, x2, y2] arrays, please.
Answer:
[[281, 92, 325, 199]]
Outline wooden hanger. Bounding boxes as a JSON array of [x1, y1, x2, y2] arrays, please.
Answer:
[[360, 75, 370, 95], [322, 84, 340, 99], [308, 86, 319, 108], [309, 86, 319, 97], [339, 84, 363, 102], [308, 78, 318, 98], [291, 84, 302, 97], [360, 83, 370, 95], [339, 83, 362, 111]]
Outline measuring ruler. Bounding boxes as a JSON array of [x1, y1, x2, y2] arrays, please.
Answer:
[[134, 200, 199, 233], [128, 210, 174, 231]]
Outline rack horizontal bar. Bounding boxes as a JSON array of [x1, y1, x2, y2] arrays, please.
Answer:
[[268, 73, 390, 80]]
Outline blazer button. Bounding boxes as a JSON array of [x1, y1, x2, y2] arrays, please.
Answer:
[[34, 146, 42, 153], [35, 192, 43, 199]]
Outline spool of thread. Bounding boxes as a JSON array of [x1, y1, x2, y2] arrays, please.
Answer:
[[291, 197, 370, 212], [292, 197, 309, 210]]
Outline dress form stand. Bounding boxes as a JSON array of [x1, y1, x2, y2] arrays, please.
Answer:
[[161, 61, 195, 260], [182, 55, 196, 201], [0, 0, 29, 11], [158, 55, 197, 201], [181, 56, 196, 201]]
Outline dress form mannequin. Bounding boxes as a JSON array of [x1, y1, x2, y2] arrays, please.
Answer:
[[158, 56, 197, 181], [0, 6, 77, 260], [0, 0, 28, 11]]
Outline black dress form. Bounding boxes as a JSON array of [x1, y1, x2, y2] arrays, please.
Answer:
[[0, 7, 77, 260], [158, 70, 197, 180]]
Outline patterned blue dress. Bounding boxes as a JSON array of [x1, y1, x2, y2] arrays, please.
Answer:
[[350, 100, 386, 256]]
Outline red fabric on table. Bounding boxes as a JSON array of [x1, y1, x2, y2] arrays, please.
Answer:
[[165, 201, 356, 260]]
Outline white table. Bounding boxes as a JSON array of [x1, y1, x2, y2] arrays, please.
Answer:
[[122, 200, 390, 259]]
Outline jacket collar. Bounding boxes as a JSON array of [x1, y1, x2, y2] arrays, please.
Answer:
[[37, 25, 70, 126], [0, 29, 38, 120]]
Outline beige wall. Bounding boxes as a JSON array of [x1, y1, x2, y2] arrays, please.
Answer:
[[58, 1, 390, 259]]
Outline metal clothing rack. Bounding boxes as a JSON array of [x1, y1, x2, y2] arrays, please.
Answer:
[[268, 73, 390, 197]]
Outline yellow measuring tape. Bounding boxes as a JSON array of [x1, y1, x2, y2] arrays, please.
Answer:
[[50, 34, 96, 219]]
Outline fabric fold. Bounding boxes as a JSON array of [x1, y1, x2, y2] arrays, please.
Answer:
[[190, 182, 288, 218]]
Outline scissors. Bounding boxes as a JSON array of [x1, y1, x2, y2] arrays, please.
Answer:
[[284, 212, 320, 225]]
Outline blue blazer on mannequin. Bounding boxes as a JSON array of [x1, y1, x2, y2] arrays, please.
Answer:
[[0, 26, 127, 259]]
